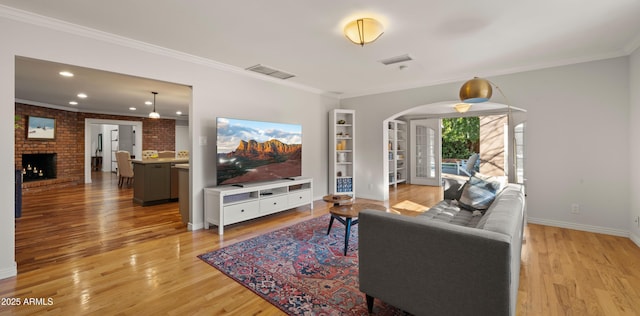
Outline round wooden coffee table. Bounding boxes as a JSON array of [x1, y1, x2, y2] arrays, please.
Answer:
[[323, 194, 354, 206], [327, 203, 387, 255]]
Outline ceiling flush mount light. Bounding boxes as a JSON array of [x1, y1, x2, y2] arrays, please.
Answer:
[[149, 91, 160, 119], [454, 103, 472, 113], [344, 18, 384, 46]]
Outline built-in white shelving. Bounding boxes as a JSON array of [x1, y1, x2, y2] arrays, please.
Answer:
[[329, 109, 355, 195], [388, 120, 407, 187]]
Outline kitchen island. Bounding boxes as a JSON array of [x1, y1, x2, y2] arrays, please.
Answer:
[[132, 157, 189, 206]]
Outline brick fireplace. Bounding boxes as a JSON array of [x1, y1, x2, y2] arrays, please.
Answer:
[[21, 153, 57, 182]]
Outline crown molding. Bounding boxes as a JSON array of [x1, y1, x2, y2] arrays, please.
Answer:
[[0, 5, 335, 98], [624, 32, 640, 56], [15, 99, 188, 120], [15, 98, 79, 113]]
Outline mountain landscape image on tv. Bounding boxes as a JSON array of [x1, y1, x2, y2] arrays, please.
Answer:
[[216, 118, 302, 185]]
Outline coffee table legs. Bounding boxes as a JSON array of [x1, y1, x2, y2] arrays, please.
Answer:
[[327, 214, 358, 256]]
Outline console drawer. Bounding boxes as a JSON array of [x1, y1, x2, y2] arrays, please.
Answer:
[[259, 195, 288, 214], [289, 189, 311, 207], [223, 201, 259, 225]]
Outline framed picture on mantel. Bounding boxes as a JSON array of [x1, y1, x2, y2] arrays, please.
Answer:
[[26, 116, 56, 140]]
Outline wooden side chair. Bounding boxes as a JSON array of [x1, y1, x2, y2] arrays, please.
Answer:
[[141, 150, 158, 159], [177, 150, 189, 158], [157, 151, 175, 158]]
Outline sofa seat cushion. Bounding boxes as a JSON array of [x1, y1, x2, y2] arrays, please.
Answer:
[[418, 200, 482, 227]]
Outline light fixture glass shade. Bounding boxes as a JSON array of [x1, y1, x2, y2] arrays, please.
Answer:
[[459, 77, 492, 103], [344, 18, 384, 46], [454, 103, 472, 113], [149, 91, 160, 119]]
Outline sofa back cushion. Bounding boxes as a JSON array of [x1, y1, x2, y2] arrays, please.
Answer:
[[475, 183, 525, 234]]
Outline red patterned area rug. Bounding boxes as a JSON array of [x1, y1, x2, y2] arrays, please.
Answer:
[[197, 214, 404, 315]]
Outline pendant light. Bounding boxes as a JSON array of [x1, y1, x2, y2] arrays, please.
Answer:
[[149, 91, 160, 119]]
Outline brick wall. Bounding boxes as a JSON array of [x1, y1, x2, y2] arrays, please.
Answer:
[[479, 115, 507, 177], [16, 103, 176, 192]]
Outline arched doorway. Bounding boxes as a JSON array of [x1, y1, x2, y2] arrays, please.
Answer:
[[383, 101, 526, 194]]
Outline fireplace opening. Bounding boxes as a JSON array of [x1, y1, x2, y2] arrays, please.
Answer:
[[22, 153, 57, 182]]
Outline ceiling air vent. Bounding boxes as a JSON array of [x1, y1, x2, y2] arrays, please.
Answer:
[[379, 54, 413, 66], [246, 64, 295, 80]]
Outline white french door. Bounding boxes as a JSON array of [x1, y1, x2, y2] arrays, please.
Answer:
[[410, 119, 442, 186]]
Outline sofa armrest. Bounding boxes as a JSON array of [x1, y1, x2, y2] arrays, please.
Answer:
[[358, 209, 512, 316]]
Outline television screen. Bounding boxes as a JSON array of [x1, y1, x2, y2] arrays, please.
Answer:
[[216, 118, 302, 185]]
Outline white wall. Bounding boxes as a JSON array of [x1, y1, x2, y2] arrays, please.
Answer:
[[629, 47, 640, 245], [0, 25, 15, 278], [342, 57, 631, 237], [175, 122, 189, 153], [0, 12, 338, 279]]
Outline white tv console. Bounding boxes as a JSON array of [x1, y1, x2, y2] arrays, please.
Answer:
[[204, 177, 313, 235]]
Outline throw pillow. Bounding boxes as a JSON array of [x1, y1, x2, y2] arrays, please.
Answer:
[[458, 174, 501, 211], [474, 173, 508, 193]]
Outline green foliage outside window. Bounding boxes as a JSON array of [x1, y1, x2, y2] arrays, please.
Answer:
[[442, 117, 479, 159]]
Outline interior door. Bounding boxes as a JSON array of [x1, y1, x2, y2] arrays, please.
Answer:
[[410, 119, 442, 186]]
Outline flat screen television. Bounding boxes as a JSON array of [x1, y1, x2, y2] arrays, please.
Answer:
[[216, 117, 302, 186]]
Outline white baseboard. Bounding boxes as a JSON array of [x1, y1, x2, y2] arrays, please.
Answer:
[[527, 217, 630, 238], [630, 232, 640, 248], [189, 222, 205, 231], [0, 262, 17, 280], [354, 193, 383, 201]]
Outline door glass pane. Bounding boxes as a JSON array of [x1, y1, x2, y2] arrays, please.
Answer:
[[514, 123, 525, 184], [428, 127, 435, 177], [415, 125, 427, 177], [415, 126, 436, 178]]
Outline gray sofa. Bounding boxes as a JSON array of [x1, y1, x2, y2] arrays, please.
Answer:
[[358, 183, 525, 316]]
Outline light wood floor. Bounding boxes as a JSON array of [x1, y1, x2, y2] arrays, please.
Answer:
[[1, 173, 639, 315]]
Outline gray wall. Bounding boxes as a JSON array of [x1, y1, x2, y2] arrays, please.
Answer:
[[342, 57, 632, 238], [118, 125, 134, 155], [629, 47, 640, 245]]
